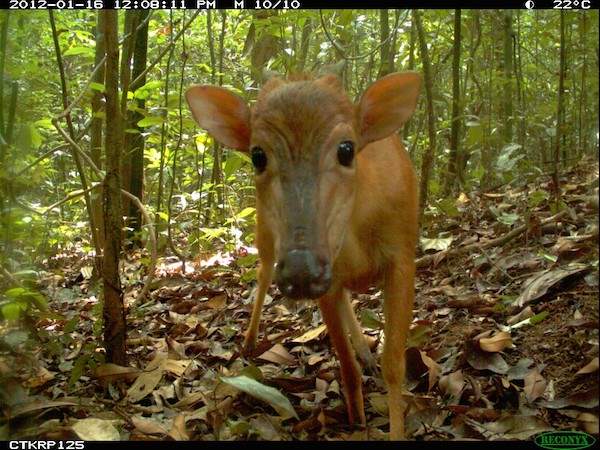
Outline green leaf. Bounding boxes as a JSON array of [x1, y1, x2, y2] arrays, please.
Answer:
[[220, 375, 298, 420], [89, 82, 105, 93], [529, 310, 549, 325], [137, 116, 164, 127], [1, 302, 24, 321], [360, 308, 383, 329], [436, 197, 460, 218], [235, 207, 255, 220], [29, 124, 43, 149], [465, 122, 483, 147], [4, 287, 26, 299], [497, 212, 519, 226], [529, 190, 549, 207], [63, 46, 94, 58]]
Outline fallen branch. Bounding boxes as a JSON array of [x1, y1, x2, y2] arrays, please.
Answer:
[[416, 210, 568, 268]]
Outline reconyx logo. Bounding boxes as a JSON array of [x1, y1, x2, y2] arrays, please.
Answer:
[[535, 431, 596, 450]]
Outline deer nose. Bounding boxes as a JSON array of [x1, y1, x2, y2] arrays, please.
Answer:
[[276, 249, 331, 300]]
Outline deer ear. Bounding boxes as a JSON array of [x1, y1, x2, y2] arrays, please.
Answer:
[[185, 85, 251, 151], [357, 72, 421, 147]]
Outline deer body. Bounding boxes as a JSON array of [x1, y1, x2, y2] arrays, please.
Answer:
[[186, 72, 420, 439]]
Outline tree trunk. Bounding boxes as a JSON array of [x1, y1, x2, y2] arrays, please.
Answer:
[[377, 9, 391, 78], [49, 10, 100, 255], [579, 13, 588, 156], [502, 10, 513, 144], [126, 11, 149, 242], [0, 11, 9, 136], [90, 13, 106, 249], [444, 9, 462, 195], [297, 18, 312, 72], [414, 10, 436, 218], [101, 10, 127, 366], [553, 11, 566, 210], [403, 20, 417, 142], [119, 11, 138, 225], [552, 10, 566, 210]]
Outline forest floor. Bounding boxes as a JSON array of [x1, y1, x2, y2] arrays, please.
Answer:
[[2, 158, 599, 441]]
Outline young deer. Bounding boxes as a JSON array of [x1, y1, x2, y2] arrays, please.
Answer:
[[186, 72, 421, 439]]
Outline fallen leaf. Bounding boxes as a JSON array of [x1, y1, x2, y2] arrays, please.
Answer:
[[23, 367, 56, 388], [71, 418, 121, 441], [524, 368, 546, 403], [507, 358, 534, 381], [207, 293, 227, 309], [577, 413, 599, 435], [258, 344, 296, 366], [540, 386, 599, 409], [220, 375, 299, 420], [439, 370, 464, 404], [10, 399, 80, 419], [131, 415, 167, 435], [94, 363, 140, 384], [249, 415, 281, 440], [420, 351, 441, 391], [576, 357, 599, 375], [466, 346, 509, 374], [469, 414, 552, 440], [126, 353, 167, 403], [479, 331, 513, 353], [517, 263, 589, 306], [168, 414, 189, 441], [291, 324, 327, 344]]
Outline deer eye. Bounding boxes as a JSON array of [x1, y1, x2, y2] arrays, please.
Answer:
[[337, 141, 354, 167], [251, 146, 267, 173]]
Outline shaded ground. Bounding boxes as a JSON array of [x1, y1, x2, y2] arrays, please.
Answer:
[[1, 159, 598, 441]]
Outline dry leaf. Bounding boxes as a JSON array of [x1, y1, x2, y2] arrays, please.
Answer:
[[524, 368, 546, 403], [131, 415, 167, 435], [479, 331, 513, 352], [576, 357, 599, 375], [517, 264, 589, 306], [168, 414, 189, 441], [420, 351, 441, 391], [439, 370, 464, 404], [126, 353, 167, 403], [466, 345, 509, 374], [207, 293, 227, 309], [258, 344, 296, 365], [72, 418, 121, 441], [291, 324, 327, 343], [94, 363, 140, 384]]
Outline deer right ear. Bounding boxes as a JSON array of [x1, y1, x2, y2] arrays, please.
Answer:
[[185, 85, 251, 151]]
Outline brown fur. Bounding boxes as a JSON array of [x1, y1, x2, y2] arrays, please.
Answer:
[[186, 72, 421, 439]]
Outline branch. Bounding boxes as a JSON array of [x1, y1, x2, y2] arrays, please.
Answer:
[[318, 9, 408, 62], [416, 210, 568, 269], [130, 10, 201, 91], [42, 184, 100, 215], [121, 189, 157, 305]]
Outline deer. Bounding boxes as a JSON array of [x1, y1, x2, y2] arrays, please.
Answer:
[[186, 71, 421, 440]]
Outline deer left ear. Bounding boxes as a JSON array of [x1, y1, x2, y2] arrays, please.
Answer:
[[357, 72, 421, 148]]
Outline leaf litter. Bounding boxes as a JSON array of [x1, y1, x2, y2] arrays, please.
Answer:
[[1, 159, 598, 440]]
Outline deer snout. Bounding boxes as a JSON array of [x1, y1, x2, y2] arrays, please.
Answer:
[[276, 249, 331, 299]]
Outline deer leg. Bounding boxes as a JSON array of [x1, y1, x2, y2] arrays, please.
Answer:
[[339, 290, 377, 372], [242, 260, 274, 353], [382, 258, 415, 440], [319, 291, 365, 428]]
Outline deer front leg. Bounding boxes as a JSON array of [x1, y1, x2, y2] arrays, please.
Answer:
[[339, 290, 378, 372], [382, 258, 415, 440], [242, 260, 274, 354], [319, 290, 365, 428]]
